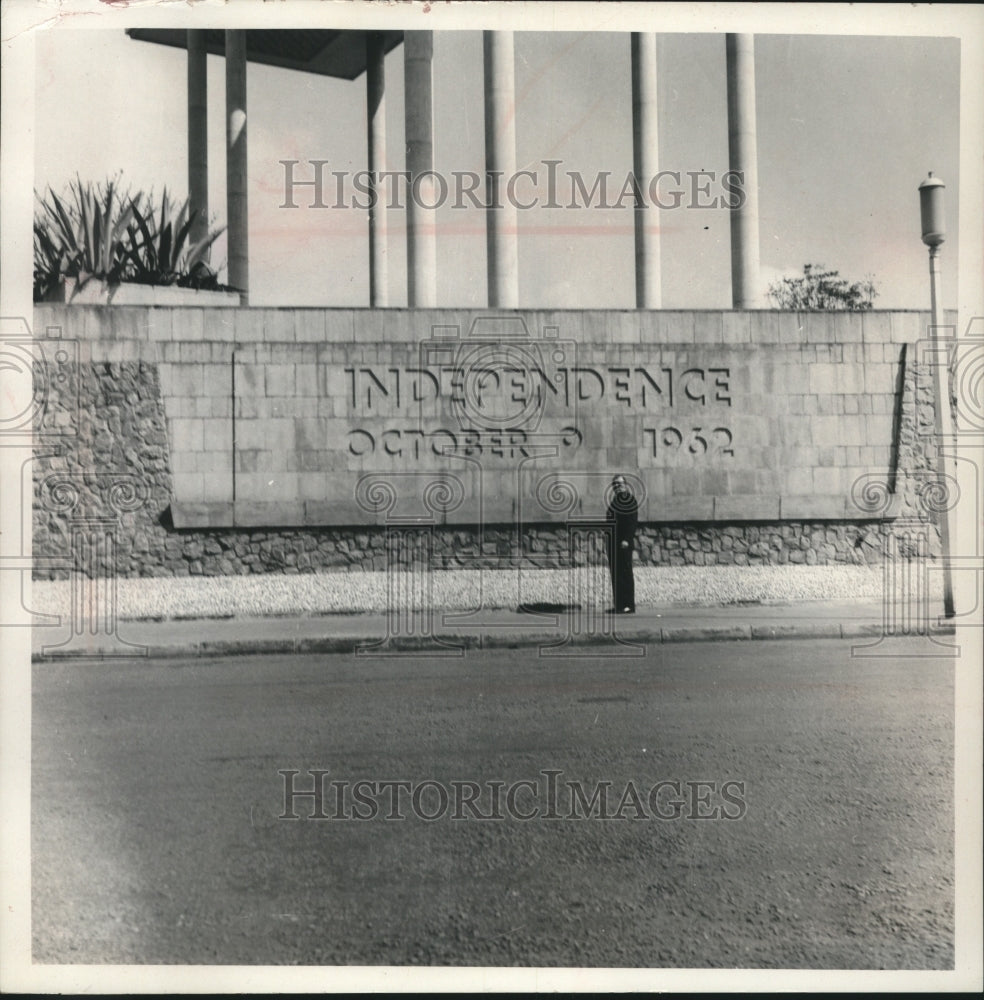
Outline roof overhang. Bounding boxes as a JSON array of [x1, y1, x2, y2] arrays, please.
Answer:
[[125, 28, 404, 80]]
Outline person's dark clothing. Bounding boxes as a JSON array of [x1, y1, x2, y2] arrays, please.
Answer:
[[606, 488, 638, 612]]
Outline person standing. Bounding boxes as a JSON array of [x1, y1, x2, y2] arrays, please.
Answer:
[[607, 474, 638, 614]]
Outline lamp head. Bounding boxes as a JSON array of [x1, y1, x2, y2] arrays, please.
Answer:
[[919, 173, 945, 247]]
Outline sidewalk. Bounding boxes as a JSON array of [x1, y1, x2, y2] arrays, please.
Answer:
[[29, 598, 957, 661]]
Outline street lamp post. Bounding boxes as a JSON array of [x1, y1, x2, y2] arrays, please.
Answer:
[[918, 172, 956, 619]]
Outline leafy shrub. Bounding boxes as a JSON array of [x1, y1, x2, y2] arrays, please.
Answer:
[[124, 187, 226, 290], [34, 177, 133, 298], [34, 176, 226, 301], [767, 263, 878, 311]]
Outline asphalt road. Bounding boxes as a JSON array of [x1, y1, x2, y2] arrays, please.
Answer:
[[32, 638, 954, 968]]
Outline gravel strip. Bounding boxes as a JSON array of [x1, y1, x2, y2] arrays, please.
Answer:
[[27, 565, 932, 622]]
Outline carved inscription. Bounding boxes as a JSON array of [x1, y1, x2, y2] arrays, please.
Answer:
[[345, 365, 732, 413], [642, 426, 735, 458], [349, 426, 583, 460], [336, 360, 735, 463]]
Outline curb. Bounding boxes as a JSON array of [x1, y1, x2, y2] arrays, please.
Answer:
[[31, 620, 957, 661]]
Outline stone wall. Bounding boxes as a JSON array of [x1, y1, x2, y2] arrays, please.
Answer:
[[30, 306, 950, 579]]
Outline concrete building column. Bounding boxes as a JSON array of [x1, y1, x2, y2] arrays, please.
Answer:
[[366, 32, 388, 307], [403, 30, 437, 307], [483, 30, 519, 308], [225, 29, 249, 303], [187, 30, 208, 246], [725, 33, 761, 309], [631, 32, 660, 308]]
